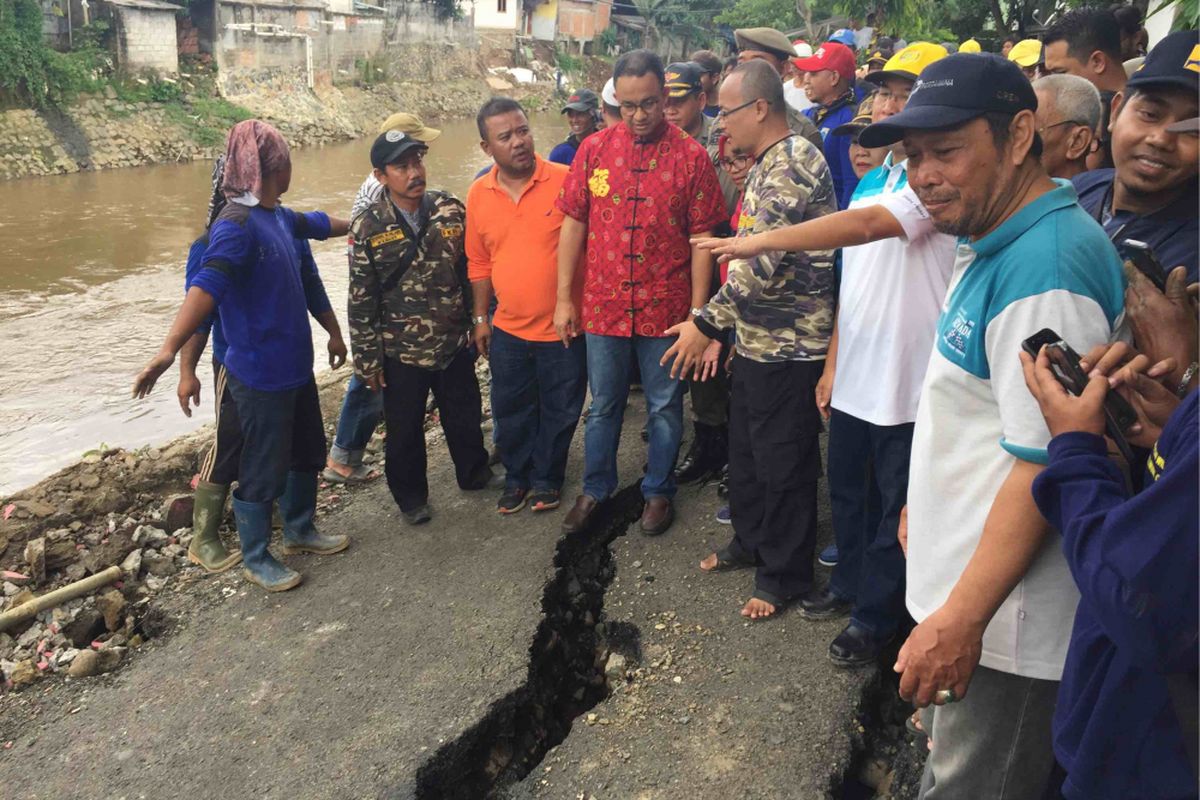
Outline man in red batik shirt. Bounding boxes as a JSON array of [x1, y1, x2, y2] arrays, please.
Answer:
[[554, 49, 726, 537]]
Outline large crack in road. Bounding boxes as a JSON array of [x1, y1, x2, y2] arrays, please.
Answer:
[[411, 484, 646, 799]]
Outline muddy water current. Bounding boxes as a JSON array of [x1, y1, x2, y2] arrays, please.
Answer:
[[0, 113, 566, 496]]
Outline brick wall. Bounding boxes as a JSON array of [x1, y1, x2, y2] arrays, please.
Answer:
[[114, 6, 181, 74]]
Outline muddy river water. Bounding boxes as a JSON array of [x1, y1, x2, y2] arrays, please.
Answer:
[[0, 112, 567, 496]]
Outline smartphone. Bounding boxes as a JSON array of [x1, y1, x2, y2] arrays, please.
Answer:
[[1119, 239, 1169, 293], [1021, 329, 1140, 461]]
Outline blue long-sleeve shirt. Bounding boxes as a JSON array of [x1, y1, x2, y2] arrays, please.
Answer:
[[190, 204, 332, 390], [804, 94, 859, 210], [1032, 390, 1199, 800], [184, 228, 332, 367]]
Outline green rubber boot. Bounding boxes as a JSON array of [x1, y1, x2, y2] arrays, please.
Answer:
[[187, 481, 243, 573]]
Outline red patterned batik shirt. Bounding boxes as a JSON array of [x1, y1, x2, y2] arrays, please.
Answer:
[[557, 120, 726, 338]]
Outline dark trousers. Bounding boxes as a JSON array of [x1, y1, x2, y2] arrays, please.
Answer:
[[382, 347, 488, 512], [726, 356, 824, 601], [225, 373, 326, 504], [199, 359, 243, 485], [687, 340, 731, 427], [489, 326, 587, 492], [826, 409, 913, 637]]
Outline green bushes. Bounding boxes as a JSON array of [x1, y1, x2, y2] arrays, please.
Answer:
[[0, 1, 108, 107]]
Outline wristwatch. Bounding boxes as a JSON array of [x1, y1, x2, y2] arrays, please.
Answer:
[[472, 315, 487, 326], [689, 307, 704, 318]]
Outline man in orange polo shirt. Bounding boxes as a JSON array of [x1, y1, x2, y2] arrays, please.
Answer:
[[467, 97, 588, 515]]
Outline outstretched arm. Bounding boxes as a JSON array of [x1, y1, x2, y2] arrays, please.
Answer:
[[693, 204, 906, 262], [133, 287, 217, 399]]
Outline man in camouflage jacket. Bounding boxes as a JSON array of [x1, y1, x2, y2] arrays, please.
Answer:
[[662, 61, 836, 621], [349, 129, 494, 524]]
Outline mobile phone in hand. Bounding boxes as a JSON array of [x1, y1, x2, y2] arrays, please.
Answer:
[[1119, 239, 1169, 293], [1021, 329, 1140, 460]]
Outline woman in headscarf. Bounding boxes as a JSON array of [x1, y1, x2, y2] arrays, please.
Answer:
[[134, 119, 351, 592]]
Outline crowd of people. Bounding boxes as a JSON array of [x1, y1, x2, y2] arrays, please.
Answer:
[[131, 11, 1198, 800]]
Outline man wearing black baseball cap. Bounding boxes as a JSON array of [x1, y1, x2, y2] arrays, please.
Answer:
[[861, 53, 1127, 800], [350, 128, 497, 525], [549, 88, 600, 166], [1074, 29, 1198, 286]]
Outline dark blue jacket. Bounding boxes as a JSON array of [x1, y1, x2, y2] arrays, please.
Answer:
[[1032, 390, 1199, 800], [804, 92, 859, 210], [548, 135, 581, 166], [1073, 169, 1198, 283]]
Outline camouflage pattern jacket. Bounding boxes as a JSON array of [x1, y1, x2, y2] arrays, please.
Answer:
[[694, 133, 837, 363], [348, 189, 470, 374]]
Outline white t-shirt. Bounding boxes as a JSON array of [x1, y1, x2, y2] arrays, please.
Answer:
[[854, 26, 874, 50], [906, 181, 1126, 681], [831, 155, 956, 425], [782, 80, 813, 113]]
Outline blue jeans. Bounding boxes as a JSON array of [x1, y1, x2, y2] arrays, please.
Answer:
[[226, 373, 326, 504], [826, 408, 913, 637], [328, 373, 384, 467], [583, 333, 684, 501], [489, 327, 587, 492]]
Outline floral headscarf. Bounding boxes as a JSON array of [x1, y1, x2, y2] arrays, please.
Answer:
[[219, 120, 291, 206]]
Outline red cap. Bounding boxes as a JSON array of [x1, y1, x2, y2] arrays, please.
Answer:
[[792, 42, 856, 80]]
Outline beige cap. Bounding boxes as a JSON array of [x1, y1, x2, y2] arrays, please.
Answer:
[[377, 112, 441, 141], [734, 27, 798, 59]]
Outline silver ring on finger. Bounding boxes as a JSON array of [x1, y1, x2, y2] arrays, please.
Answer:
[[935, 688, 958, 704]]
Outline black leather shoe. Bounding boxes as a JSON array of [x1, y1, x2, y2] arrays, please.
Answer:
[[797, 587, 853, 621], [828, 622, 894, 668]]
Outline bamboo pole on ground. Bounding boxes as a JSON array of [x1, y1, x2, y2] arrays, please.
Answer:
[[0, 566, 123, 633]]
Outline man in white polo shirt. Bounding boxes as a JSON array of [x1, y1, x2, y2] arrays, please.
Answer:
[[857, 54, 1125, 798]]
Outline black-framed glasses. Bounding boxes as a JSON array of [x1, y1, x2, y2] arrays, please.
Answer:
[[719, 153, 753, 170], [717, 98, 767, 119], [619, 97, 662, 115]]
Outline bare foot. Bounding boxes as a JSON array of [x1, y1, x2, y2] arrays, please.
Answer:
[[700, 552, 720, 572], [740, 597, 777, 620]]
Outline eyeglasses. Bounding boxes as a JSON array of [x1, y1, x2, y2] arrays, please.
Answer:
[[719, 154, 753, 170], [619, 97, 662, 115], [717, 99, 767, 119], [1037, 120, 1083, 135]]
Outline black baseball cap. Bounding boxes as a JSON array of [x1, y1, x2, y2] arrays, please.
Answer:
[[1126, 30, 1200, 93], [665, 62, 705, 98], [561, 88, 600, 113], [859, 53, 1037, 148], [370, 129, 427, 169]]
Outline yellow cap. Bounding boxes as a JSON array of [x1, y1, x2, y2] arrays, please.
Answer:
[[1008, 39, 1042, 68], [865, 41, 950, 85], [959, 38, 982, 54], [377, 112, 441, 142]]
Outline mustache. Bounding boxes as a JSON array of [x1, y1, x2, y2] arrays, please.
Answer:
[[406, 179, 426, 190], [916, 188, 957, 205]]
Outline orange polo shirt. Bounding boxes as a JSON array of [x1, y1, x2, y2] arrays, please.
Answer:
[[466, 156, 581, 342]]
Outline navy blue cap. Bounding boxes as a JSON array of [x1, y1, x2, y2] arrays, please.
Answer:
[[859, 52, 1037, 148], [1126, 30, 1200, 93]]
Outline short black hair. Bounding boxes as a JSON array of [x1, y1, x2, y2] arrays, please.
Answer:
[[613, 49, 665, 87], [476, 96, 526, 140], [690, 49, 723, 76], [1043, 8, 1122, 63], [1110, 3, 1144, 35], [1003, 34, 1018, 45], [983, 111, 1043, 160]]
